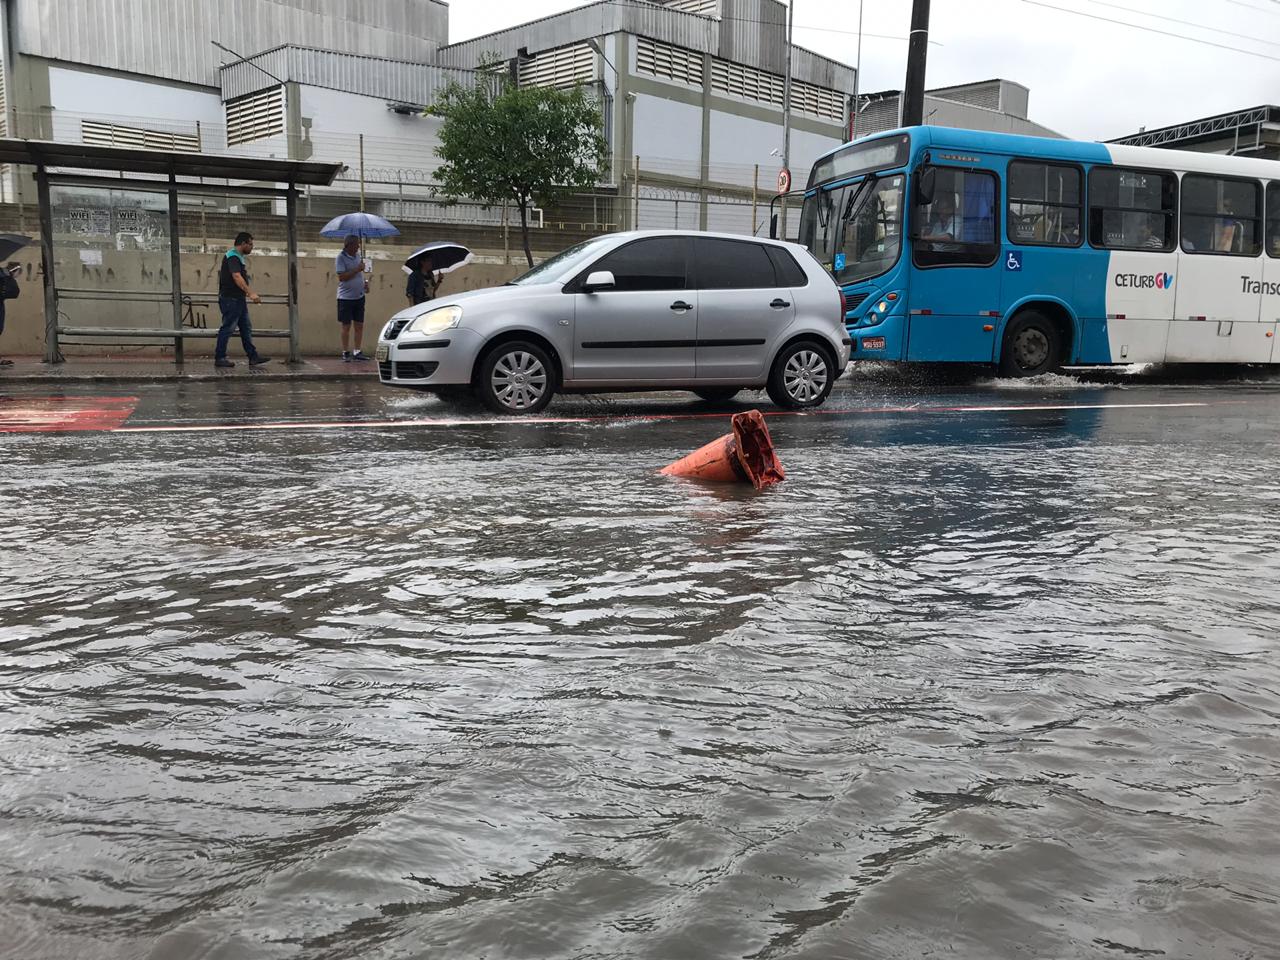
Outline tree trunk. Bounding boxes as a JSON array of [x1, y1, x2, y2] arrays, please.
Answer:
[[517, 200, 534, 268]]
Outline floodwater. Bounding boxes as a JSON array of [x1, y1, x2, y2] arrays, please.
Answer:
[[2, 374, 1280, 959]]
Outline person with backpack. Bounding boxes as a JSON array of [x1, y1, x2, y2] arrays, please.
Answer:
[[0, 264, 19, 367]]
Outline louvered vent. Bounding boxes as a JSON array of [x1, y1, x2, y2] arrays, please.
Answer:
[[82, 120, 200, 152], [517, 43, 597, 89], [636, 37, 703, 86], [226, 87, 285, 146], [711, 59, 845, 123]]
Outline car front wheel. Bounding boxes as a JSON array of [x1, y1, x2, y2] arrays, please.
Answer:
[[766, 341, 835, 409], [476, 341, 556, 414]]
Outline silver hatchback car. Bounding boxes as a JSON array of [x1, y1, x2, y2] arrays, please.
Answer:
[[376, 230, 851, 414]]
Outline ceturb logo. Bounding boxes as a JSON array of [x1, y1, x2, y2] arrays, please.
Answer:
[[1114, 272, 1174, 289]]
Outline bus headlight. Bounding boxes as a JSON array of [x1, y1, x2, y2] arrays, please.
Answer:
[[407, 305, 462, 335]]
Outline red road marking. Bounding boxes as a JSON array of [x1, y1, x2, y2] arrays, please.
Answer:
[[110, 399, 1236, 435], [0, 396, 139, 433]]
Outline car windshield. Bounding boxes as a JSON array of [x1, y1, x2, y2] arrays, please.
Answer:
[[508, 237, 616, 286]]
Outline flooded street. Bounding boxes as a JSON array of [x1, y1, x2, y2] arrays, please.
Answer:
[[3, 371, 1280, 959]]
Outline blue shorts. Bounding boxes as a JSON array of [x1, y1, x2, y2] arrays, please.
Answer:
[[337, 297, 366, 325]]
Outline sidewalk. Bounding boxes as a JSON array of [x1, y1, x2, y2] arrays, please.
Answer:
[[0, 355, 380, 383]]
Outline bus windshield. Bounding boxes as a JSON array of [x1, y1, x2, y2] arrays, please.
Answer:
[[800, 173, 905, 285]]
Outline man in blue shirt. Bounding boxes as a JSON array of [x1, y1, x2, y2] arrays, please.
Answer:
[[215, 232, 270, 369], [335, 235, 370, 361]]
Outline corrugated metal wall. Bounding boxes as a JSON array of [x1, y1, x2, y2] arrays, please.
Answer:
[[12, 0, 448, 88], [434, 0, 852, 93], [220, 46, 486, 104]]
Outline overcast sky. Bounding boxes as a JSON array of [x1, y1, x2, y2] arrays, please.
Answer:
[[446, 0, 1280, 141]]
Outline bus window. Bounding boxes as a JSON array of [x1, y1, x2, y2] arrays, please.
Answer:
[[799, 185, 847, 266], [1268, 183, 1280, 259], [831, 174, 904, 284], [1181, 175, 1262, 256], [1088, 167, 1176, 251], [1008, 160, 1081, 247], [913, 167, 998, 268]]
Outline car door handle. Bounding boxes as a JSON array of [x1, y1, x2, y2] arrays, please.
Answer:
[[770, 298, 791, 309], [670, 300, 694, 311]]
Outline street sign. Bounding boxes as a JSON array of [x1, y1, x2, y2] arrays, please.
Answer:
[[777, 168, 792, 193]]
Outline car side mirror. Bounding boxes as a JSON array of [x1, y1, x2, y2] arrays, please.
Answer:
[[914, 166, 936, 207], [582, 270, 615, 293]]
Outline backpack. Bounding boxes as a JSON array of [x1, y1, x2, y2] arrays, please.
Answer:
[[0, 269, 19, 300]]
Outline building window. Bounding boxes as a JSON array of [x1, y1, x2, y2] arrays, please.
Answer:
[[1007, 160, 1081, 246], [82, 120, 200, 153], [636, 37, 703, 86], [913, 166, 999, 268], [517, 43, 597, 89], [1180, 174, 1261, 256], [1088, 167, 1176, 251], [225, 87, 285, 147]]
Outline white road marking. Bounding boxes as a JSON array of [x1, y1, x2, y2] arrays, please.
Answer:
[[111, 400, 1231, 435]]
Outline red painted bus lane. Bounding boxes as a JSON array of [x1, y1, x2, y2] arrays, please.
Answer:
[[0, 396, 139, 433]]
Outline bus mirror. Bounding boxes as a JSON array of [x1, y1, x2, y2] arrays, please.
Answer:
[[769, 213, 778, 239], [915, 167, 936, 207]]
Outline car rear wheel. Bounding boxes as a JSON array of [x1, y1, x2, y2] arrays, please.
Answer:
[[476, 341, 556, 414], [692, 388, 740, 403], [766, 341, 835, 409], [999, 310, 1061, 377]]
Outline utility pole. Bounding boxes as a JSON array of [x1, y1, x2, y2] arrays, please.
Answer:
[[851, 0, 864, 140], [779, 0, 795, 237], [900, 0, 931, 127]]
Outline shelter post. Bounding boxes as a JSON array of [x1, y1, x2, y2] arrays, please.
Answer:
[[168, 174, 184, 365], [286, 185, 300, 364], [35, 166, 60, 364]]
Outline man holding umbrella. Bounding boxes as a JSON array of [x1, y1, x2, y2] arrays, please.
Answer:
[[320, 212, 399, 362], [335, 234, 370, 361]]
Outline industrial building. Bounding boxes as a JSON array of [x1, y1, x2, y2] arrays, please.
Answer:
[[850, 79, 1061, 140], [0, 0, 1057, 236], [1110, 106, 1280, 161]]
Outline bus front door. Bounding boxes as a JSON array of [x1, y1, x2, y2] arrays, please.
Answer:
[[905, 166, 1003, 363]]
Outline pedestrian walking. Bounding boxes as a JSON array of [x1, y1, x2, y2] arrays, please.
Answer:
[[215, 232, 270, 369], [336, 235, 370, 361], [0, 264, 19, 367], [406, 261, 443, 306]]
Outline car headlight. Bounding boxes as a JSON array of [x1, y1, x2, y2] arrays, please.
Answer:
[[407, 305, 462, 335]]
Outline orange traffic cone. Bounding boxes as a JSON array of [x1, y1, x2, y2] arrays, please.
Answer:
[[660, 409, 785, 489]]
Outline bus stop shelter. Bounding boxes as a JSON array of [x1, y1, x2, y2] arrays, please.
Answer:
[[0, 139, 342, 364]]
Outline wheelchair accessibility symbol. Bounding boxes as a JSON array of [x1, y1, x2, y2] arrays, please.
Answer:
[[1005, 251, 1023, 271]]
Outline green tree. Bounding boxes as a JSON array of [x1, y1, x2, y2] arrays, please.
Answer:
[[429, 73, 608, 267]]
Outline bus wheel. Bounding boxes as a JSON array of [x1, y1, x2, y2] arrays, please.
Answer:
[[999, 311, 1059, 377]]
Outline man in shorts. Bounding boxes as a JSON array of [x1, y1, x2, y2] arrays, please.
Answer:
[[335, 235, 370, 361]]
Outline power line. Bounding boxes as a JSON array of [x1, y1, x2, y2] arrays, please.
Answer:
[[1219, 0, 1280, 15], [1019, 0, 1280, 61], [598, 0, 944, 46], [1082, 0, 1280, 46]]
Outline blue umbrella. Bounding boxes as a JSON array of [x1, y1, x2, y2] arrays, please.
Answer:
[[319, 212, 400, 239]]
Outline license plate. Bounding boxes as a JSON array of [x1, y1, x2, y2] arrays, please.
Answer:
[[861, 336, 886, 351], [375, 344, 389, 361]]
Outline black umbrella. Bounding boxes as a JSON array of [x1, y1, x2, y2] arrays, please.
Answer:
[[404, 242, 473, 275], [0, 234, 33, 262]]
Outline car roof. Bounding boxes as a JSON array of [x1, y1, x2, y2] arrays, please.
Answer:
[[604, 229, 805, 252]]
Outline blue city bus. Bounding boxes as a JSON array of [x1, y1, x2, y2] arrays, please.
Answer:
[[789, 126, 1280, 375]]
